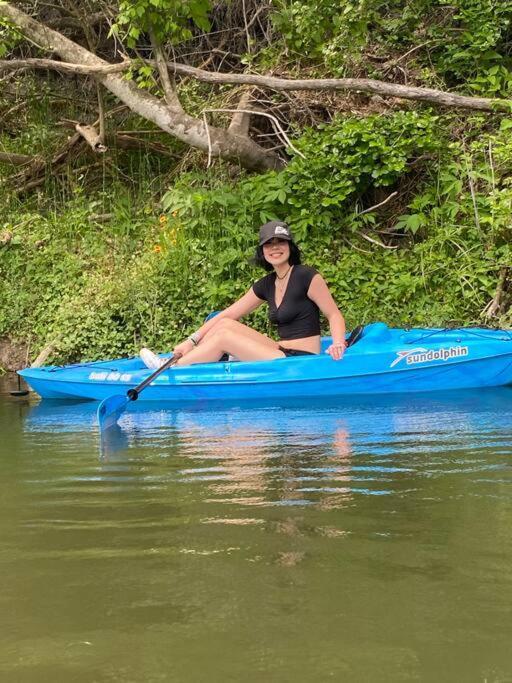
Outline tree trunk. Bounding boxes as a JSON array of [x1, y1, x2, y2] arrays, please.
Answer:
[[0, 3, 282, 172]]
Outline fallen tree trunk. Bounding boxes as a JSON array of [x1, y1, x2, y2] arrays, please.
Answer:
[[2, 3, 511, 178], [0, 3, 281, 172]]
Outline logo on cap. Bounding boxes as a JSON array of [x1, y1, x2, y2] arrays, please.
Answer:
[[275, 225, 289, 235]]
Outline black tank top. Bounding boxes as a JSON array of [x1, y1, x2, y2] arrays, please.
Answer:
[[252, 265, 321, 340]]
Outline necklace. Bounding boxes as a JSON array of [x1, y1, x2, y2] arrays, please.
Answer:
[[275, 265, 292, 281], [275, 266, 292, 300]]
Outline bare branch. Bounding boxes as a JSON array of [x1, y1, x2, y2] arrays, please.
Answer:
[[241, 0, 251, 54], [483, 267, 510, 319], [2, 53, 511, 115], [148, 29, 183, 113], [167, 63, 512, 114], [228, 89, 255, 136], [202, 112, 213, 167], [356, 191, 398, 216], [114, 134, 177, 158], [2, 52, 512, 114], [97, 83, 106, 144], [75, 123, 107, 152], [45, 11, 104, 31], [0, 57, 127, 75], [0, 151, 35, 166], [205, 108, 304, 158], [360, 233, 398, 249]]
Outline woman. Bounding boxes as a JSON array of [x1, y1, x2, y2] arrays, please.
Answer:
[[140, 221, 346, 368]]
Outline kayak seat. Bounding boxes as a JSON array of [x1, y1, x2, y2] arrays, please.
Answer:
[[359, 322, 392, 342]]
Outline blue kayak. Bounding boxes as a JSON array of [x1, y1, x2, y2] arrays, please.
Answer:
[[18, 323, 512, 403]]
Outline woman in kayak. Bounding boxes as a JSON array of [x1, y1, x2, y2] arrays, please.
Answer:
[[140, 220, 346, 368]]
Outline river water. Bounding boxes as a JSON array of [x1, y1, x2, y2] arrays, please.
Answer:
[[1, 373, 512, 682]]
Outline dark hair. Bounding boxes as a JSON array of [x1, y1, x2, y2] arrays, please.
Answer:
[[253, 240, 302, 272]]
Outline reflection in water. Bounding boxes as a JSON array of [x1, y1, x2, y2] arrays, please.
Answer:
[[3, 380, 512, 681], [23, 388, 512, 512]]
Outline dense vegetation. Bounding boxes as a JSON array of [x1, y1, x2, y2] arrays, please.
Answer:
[[0, 0, 511, 366]]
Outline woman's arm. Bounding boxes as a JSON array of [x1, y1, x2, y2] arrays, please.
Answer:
[[307, 274, 346, 360], [173, 288, 264, 356]]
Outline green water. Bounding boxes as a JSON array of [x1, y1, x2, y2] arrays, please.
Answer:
[[1, 374, 512, 682]]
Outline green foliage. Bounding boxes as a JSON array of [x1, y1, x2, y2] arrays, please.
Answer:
[[279, 110, 441, 236], [0, 14, 22, 58], [2, 104, 511, 365], [433, 0, 512, 94], [114, 0, 211, 46], [272, 0, 512, 94], [156, 112, 509, 332], [161, 110, 441, 249], [396, 120, 512, 254], [3, 0, 512, 363]]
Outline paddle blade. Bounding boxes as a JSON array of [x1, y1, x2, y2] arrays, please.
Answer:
[[97, 394, 128, 431]]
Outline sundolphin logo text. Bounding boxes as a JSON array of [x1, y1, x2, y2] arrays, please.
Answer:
[[391, 346, 469, 368]]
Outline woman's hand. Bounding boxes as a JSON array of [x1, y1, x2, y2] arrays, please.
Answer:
[[325, 341, 346, 361], [173, 338, 195, 357]]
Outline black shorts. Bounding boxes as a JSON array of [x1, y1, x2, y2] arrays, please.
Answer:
[[278, 346, 316, 357]]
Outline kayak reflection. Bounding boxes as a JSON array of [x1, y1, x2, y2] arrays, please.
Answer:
[[24, 390, 512, 502]]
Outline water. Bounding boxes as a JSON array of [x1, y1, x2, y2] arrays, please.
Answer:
[[1, 374, 512, 682]]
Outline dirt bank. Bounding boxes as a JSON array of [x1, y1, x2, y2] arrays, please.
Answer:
[[0, 338, 29, 371]]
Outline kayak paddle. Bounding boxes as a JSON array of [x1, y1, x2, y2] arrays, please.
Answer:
[[97, 352, 182, 431]]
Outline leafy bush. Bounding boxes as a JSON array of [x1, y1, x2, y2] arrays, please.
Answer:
[[272, 0, 512, 94], [1, 110, 510, 364]]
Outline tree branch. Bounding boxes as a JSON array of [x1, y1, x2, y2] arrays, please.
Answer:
[[3, 1, 511, 175], [0, 57, 127, 75], [45, 11, 104, 31], [2, 54, 511, 114], [0, 3, 280, 172], [167, 64, 512, 113], [356, 191, 398, 216], [0, 151, 35, 166], [149, 29, 183, 113], [483, 267, 510, 319], [75, 123, 107, 152], [204, 108, 304, 158], [228, 89, 254, 136]]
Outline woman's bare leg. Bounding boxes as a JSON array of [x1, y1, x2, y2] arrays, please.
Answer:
[[177, 319, 285, 365]]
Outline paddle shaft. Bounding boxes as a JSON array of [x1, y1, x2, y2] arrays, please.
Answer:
[[127, 352, 182, 401], [126, 327, 361, 402]]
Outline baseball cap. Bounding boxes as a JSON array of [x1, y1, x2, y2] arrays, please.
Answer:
[[258, 221, 293, 246]]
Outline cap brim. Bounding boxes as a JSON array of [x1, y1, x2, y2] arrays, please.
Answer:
[[259, 235, 292, 246]]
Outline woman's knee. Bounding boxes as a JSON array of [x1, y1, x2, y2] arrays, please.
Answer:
[[214, 317, 238, 332]]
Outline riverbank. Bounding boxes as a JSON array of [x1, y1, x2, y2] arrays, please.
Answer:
[[2, 121, 510, 368], [0, 338, 29, 372]]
